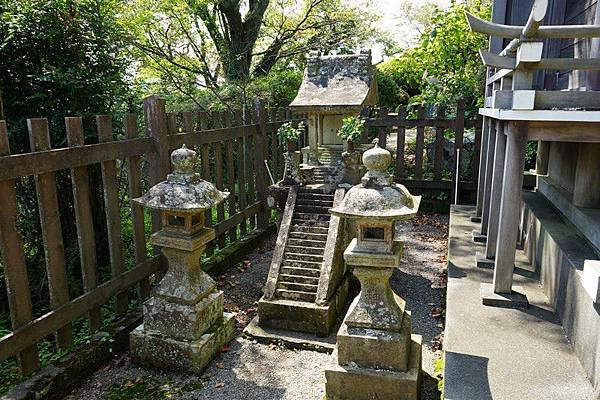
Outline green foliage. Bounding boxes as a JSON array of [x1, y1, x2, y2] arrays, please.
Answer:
[[277, 121, 304, 141], [375, 0, 490, 115], [124, 0, 387, 110], [434, 353, 445, 398], [337, 116, 363, 142]]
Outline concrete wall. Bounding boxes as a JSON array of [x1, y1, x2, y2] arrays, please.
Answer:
[[523, 191, 600, 392]]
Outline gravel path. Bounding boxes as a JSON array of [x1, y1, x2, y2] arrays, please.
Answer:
[[64, 213, 448, 400]]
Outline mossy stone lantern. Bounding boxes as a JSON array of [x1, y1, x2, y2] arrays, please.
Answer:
[[325, 139, 423, 400], [130, 145, 235, 374]]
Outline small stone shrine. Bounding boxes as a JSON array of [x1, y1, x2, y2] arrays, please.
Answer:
[[325, 139, 422, 400], [289, 49, 377, 169], [130, 145, 235, 373]]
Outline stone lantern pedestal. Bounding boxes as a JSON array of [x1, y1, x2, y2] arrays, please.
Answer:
[[325, 139, 422, 400], [130, 145, 235, 374]]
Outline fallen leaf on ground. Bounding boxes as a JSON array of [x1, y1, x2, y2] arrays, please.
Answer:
[[214, 382, 225, 389], [216, 362, 224, 369]]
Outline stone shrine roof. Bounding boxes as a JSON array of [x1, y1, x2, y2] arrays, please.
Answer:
[[289, 50, 377, 111]]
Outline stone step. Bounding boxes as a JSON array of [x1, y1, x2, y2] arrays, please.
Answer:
[[285, 245, 324, 256], [297, 189, 334, 196], [276, 289, 316, 302], [280, 265, 321, 277], [277, 281, 318, 293], [288, 231, 329, 241], [281, 259, 322, 269], [289, 225, 330, 234], [283, 252, 324, 262], [279, 273, 320, 285], [287, 238, 326, 248], [296, 198, 334, 206], [292, 212, 330, 221], [295, 205, 331, 214], [290, 220, 330, 229]]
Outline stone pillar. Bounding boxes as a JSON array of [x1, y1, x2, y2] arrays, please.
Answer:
[[474, 116, 490, 220], [573, 143, 600, 208], [325, 240, 421, 400], [492, 122, 527, 293], [477, 122, 506, 267], [308, 112, 320, 165]]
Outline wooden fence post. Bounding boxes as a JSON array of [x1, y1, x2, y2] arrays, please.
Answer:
[[97, 115, 129, 314], [143, 96, 169, 234], [378, 107, 388, 148], [360, 107, 370, 144], [65, 117, 102, 331], [452, 100, 465, 203], [0, 120, 40, 374], [253, 98, 269, 228], [394, 108, 407, 182], [234, 110, 248, 236], [28, 118, 73, 349], [224, 112, 238, 243], [124, 114, 150, 300], [433, 107, 446, 181], [414, 106, 426, 181]]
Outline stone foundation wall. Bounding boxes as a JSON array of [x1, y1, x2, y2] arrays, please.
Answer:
[[523, 191, 600, 392]]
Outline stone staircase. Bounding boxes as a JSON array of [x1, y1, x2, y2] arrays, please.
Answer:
[[318, 147, 343, 165], [275, 189, 334, 302], [258, 186, 349, 335]]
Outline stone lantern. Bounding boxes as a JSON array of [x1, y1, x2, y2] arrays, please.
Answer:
[[325, 139, 423, 400], [130, 145, 235, 374]]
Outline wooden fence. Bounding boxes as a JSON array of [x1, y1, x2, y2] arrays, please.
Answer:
[[363, 100, 482, 204], [0, 96, 292, 376]]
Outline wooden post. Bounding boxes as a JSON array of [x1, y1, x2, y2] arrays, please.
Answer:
[[485, 121, 506, 261], [234, 110, 248, 236], [28, 118, 73, 349], [493, 122, 527, 293], [451, 100, 465, 203], [414, 107, 425, 181], [199, 111, 214, 256], [253, 98, 269, 228], [214, 111, 226, 248], [225, 117, 238, 243], [65, 117, 102, 331], [394, 108, 406, 182], [535, 140, 549, 175], [474, 116, 490, 218], [124, 114, 150, 299], [0, 120, 40, 374], [97, 115, 128, 314], [378, 107, 388, 148], [480, 120, 497, 236], [182, 112, 193, 133], [360, 107, 370, 144], [433, 107, 446, 181], [143, 96, 169, 234]]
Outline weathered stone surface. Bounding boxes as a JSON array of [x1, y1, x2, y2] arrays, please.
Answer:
[[289, 50, 377, 110], [257, 276, 349, 336], [480, 283, 529, 308], [336, 311, 412, 371], [133, 145, 229, 212], [326, 141, 422, 399], [325, 335, 422, 400], [341, 150, 363, 185], [281, 151, 303, 185], [143, 291, 224, 341], [130, 313, 235, 374]]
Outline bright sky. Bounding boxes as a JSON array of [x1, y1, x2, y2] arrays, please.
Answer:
[[370, 0, 453, 63]]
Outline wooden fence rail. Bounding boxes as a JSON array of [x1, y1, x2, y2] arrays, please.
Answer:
[[363, 100, 482, 203], [0, 96, 293, 375]]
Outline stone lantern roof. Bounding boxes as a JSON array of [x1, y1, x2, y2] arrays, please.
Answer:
[[330, 139, 421, 220], [134, 145, 229, 212], [289, 49, 378, 112]]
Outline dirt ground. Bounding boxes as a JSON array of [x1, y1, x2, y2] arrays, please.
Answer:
[[64, 212, 449, 400]]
